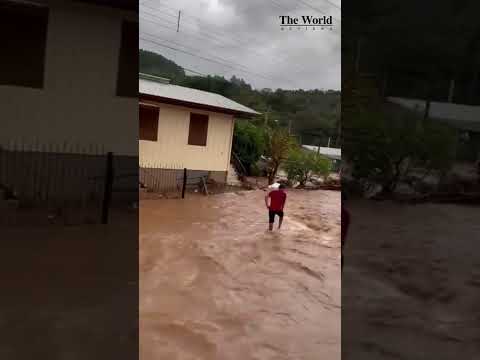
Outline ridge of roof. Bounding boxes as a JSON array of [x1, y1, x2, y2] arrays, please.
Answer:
[[139, 78, 260, 116]]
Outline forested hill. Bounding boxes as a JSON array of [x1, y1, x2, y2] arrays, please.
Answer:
[[140, 49, 340, 146]]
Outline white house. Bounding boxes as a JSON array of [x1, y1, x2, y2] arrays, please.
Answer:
[[1, 0, 137, 154], [139, 74, 259, 189], [0, 0, 137, 203]]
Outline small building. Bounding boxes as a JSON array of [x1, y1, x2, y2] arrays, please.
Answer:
[[301, 145, 342, 172], [139, 74, 259, 190]]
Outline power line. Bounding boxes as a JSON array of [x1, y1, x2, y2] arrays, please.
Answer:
[[140, 15, 178, 32], [310, 0, 341, 11], [141, 4, 334, 72], [140, 36, 290, 86], [140, 10, 301, 72], [142, 3, 273, 52], [140, 2, 338, 88], [141, 30, 276, 78], [140, 25, 302, 87], [141, 9, 245, 49]]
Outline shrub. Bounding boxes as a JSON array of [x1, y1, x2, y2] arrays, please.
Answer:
[[232, 121, 265, 175], [285, 149, 331, 186], [344, 108, 456, 194], [264, 127, 296, 184]]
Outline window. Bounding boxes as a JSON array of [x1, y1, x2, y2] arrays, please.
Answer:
[[188, 113, 209, 146], [0, 1, 49, 88], [139, 105, 159, 141], [116, 20, 138, 97]]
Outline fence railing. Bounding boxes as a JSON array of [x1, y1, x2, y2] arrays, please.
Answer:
[[139, 162, 184, 193], [140, 163, 224, 197], [231, 151, 247, 179], [0, 142, 106, 204], [0, 142, 137, 225]]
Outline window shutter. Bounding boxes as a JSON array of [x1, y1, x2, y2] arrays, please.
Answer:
[[188, 113, 209, 146]]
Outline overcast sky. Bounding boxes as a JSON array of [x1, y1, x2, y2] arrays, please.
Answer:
[[139, 0, 340, 91]]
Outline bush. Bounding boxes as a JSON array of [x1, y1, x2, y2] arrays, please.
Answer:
[[232, 121, 265, 175], [249, 163, 262, 177], [285, 149, 331, 186]]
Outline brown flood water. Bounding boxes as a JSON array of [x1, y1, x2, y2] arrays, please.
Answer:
[[140, 189, 341, 360], [343, 199, 480, 359]]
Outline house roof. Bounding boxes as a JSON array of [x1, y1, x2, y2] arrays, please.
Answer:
[[139, 77, 260, 117], [388, 97, 480, 132], [302, 145, 342, 160], [73, 0, 138, 11]]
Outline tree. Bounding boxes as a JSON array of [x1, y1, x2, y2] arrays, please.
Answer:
[[264, 128, 295, 184], [285, 149, 331, 186], [232, 121, 265, 175], [344, 106, 456, 194]]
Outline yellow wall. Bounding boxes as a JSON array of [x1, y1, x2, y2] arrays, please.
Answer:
[[0, 1, 137, 155], [139, 102, 235, 172]]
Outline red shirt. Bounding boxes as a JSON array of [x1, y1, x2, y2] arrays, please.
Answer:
[[268, 190, 286, 211]]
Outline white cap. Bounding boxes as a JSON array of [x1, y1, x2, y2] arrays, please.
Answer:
[[268, 182, 280, 189]]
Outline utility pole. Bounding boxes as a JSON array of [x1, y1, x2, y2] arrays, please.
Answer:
[[448, 78, 455, 103], [424, 99, 430, 120], [288, 119, 292, 135], [264, 106, 270, 127], [177, 10, 181, 32], [424, 78, 431, 120], [382, 70, 388, 99], [355, 37, 362, 74]]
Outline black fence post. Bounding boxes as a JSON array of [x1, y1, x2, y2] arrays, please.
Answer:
[[102, 152, 114, 224], [182, 168, 187, 199]]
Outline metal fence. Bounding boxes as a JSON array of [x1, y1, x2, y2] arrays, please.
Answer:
[[140, 162, 229, 197], [0, 141, 137, 226], [140, 162, 184, 193]]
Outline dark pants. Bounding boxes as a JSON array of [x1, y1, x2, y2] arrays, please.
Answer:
[[269, 210, 284, 223]]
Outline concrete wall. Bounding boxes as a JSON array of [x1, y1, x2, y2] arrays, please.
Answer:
[[0, 0, 137, 156], [139, 101, 235, 172]]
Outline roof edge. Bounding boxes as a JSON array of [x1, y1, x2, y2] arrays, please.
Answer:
[[140, 93, 259, 118], [139, 73, 170, 84]]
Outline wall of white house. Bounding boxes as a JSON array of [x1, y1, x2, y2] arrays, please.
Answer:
[[0, 0, 137, 156], [139, 102, 235, 173]]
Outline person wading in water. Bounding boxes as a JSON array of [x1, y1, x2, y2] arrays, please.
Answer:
[[265, 184, 287, 231]]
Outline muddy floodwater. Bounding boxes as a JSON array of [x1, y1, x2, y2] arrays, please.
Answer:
[[140, 189, 341, 360], [343, 199, 480, 359]]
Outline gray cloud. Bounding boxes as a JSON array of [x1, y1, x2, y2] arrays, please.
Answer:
[[140, 0, 340, 90]]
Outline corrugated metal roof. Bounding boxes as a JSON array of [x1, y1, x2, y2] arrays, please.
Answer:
[[139, 78, 260, 116], [302, 145, 342, 160], [388, 96, 480, 132]]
